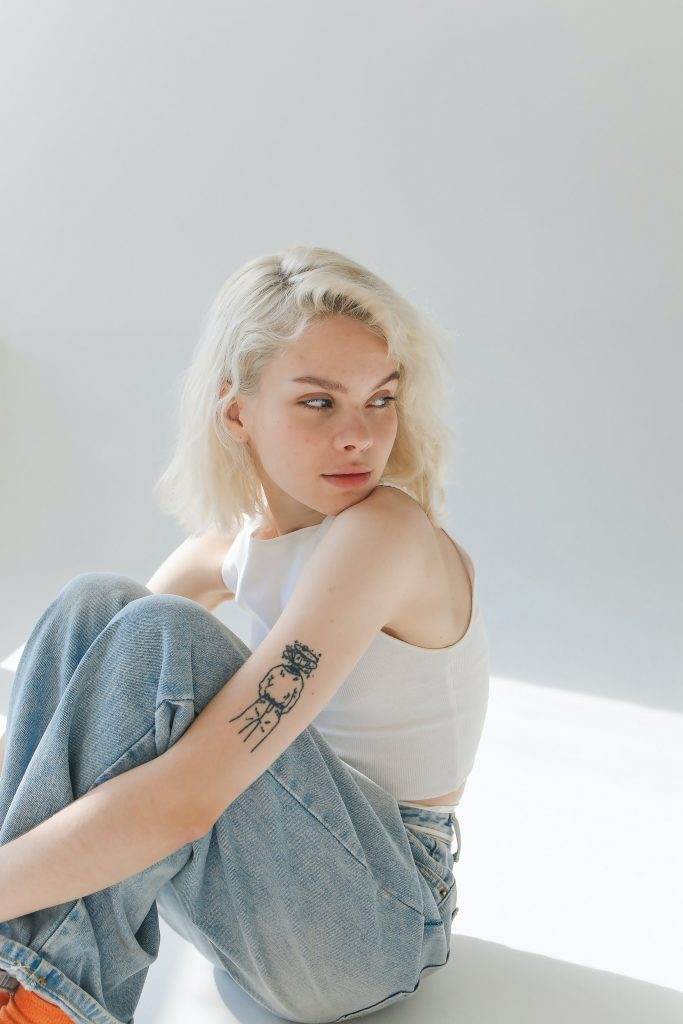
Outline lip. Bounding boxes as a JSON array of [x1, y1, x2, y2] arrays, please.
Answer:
[[322, 470, 372, 489]]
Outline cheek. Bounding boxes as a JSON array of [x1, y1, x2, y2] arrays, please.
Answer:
[[378, 408, 399, 444], [268, 411, 321, 458]]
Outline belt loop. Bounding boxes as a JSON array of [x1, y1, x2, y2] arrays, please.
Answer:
[[452, 815, 461, 862]]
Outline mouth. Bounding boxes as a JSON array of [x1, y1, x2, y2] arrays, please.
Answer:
[[321, 470, 372, 487]]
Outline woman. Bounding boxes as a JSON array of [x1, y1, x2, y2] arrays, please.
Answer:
[[0, 246, 489, 1024]]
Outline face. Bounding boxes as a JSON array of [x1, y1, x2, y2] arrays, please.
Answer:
[[225, 315, 400, 525]]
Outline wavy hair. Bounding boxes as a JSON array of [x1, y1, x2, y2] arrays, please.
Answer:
[[154, 245, 455, 537]]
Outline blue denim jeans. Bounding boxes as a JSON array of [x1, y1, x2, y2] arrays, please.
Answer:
[[0, 573, 460, 1024]]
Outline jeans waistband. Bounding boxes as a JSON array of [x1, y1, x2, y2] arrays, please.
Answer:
[[397, 800, 461, 860]]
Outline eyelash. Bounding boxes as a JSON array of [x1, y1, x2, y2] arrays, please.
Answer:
[[299, 396, 397, 411]]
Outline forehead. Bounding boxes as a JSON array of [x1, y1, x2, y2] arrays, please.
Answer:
[[273, 316, 396, 375]]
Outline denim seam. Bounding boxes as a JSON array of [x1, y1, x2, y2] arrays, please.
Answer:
[[266, 767, 425, 919], [3, 968, 83, 1021], [334, 954, 452, 1021]]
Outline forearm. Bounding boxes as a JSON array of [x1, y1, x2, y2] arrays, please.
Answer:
[[0, 751, 199, 922]]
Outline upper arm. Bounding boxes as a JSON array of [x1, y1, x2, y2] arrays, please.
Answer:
[[161, 489, 427, 834], [146, 527, 236, 611]]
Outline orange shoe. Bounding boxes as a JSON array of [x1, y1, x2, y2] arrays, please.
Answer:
[[0, 984, 73, 1023]]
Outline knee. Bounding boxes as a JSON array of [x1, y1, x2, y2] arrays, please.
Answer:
[[115, 593, 249, 681], [116, 590, 213, 635], [60, 571, 149, 607]]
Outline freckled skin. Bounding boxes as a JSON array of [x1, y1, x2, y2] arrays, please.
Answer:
[[228, 640, 321, 752]]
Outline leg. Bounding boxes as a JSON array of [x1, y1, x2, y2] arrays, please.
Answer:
[[156, 725, 458, 1023], [0, 572, 211, 1022], [0, 574, 455, 1024]]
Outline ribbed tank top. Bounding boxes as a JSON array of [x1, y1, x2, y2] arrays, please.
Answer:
[[221, 508, 490, 803]]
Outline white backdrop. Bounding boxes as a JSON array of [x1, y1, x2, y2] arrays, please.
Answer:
[[1, 2, 680, 710]]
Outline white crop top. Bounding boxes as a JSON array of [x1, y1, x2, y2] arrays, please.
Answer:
[[220, 509, 490, 803]]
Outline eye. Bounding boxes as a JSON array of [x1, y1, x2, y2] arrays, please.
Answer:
[[299, 396, 397, 410]]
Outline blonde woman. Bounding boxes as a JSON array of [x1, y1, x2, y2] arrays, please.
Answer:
[[0, 246, 489, 1024]]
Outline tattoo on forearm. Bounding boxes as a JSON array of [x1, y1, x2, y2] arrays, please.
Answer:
[[227, 640, 322, 752]]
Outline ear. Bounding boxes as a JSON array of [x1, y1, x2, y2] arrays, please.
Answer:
[[222, 390, 251, 444]]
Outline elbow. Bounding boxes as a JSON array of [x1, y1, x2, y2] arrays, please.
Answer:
[[149, 757, 212, 846], [184, 799, 222, 842], [173, 794, 212, 845], [182, 794, 234, 843], [149, 793, 204, 850], [156, 746, 235, 843], [184, 818, 209, 844], [161, 807, 208, 848]]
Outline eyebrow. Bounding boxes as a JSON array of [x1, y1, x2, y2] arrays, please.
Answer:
[[289, 370, 401, 393]]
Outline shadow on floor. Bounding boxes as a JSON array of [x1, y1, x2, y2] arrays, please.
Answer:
[[136, 920, 683, 1023]]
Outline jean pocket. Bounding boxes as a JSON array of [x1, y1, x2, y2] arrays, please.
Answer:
[[403, 827, 455, 910]]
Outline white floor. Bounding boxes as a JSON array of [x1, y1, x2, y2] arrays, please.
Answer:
[[1, 674, 682, 1022]]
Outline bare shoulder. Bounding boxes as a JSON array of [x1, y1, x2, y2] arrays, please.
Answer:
[[342, 483, 429, 532], [333, 484, 433, 574], [366, 488, 474, 649]]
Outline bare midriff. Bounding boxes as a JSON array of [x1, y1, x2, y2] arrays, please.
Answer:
[[397, 780, 466, 809]]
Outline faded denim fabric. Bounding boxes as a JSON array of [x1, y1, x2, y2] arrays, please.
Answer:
[[0, 573, 459, 1023]]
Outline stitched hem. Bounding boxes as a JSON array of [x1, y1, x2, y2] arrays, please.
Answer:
[[0, 940, 123, 1024]]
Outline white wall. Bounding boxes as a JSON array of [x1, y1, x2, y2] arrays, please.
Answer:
[[1, 0, 681, 712]]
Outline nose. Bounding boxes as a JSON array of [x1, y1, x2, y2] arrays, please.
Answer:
[[335, 414, 373, 452]]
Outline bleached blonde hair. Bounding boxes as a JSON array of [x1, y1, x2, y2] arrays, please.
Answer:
[[154, 245, 455, 537]]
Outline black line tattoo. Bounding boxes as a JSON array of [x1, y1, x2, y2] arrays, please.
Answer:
[[227, 640, 322, 752]]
